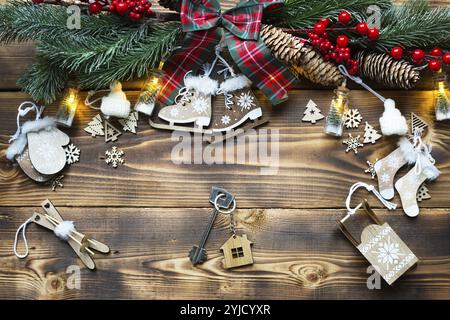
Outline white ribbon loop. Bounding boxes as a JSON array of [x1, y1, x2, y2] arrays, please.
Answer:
[[346, 182, 397, 215], [13, 218, 33, 259], [412, 128, 435, 175], [9, 102, 44, 143], [338, 65, 387, 103]]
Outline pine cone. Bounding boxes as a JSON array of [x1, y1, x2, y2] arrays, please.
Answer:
[[158, 0, 179, 11], [260, 24, 344, 87], [356, 51, 421, 89]]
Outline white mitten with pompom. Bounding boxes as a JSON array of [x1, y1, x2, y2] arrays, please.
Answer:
[[379, 99, 408, 136]]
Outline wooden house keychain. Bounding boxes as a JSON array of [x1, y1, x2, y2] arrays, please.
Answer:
[[337, 182, 418, 285], [14, 199, 110, 270], [189, 187, 254, 269]]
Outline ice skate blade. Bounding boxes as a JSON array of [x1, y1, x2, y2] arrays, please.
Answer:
[[206, 118, 269, 145], [149, 119, 213, 135], [212, 108, 263, 133]]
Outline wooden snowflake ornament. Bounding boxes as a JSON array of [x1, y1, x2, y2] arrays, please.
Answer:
[[343, 134, 364, 154], [105, 146, 124, 168], [343, 108, 362, 128]]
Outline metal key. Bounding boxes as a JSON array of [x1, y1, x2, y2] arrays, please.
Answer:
[[189, 187, 234, 265]]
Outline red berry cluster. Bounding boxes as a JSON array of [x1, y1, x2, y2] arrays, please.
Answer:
[[105, 0, 154, 21], [390, 46, 450, 72], [307, 11, 379, 75]]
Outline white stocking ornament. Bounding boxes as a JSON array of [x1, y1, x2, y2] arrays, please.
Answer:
[[395, 138, 440, 217]]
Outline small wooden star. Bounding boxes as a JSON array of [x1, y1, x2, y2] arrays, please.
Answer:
[[343, 134, 364, 154], [364, 159, 378, 179]]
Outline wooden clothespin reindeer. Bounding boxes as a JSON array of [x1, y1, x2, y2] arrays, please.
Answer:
[[14, 199, 110, 270]]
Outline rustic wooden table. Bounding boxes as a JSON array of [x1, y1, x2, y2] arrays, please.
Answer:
[[0, 0, 449, 300]]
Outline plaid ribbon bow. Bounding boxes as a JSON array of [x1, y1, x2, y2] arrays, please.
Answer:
[[159, 0, 297, 106]]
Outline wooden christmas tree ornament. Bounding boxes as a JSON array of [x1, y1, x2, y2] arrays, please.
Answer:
[[14, 199, 110, 270], [338, 200, 418, 285], [302, 99, 324, 124]]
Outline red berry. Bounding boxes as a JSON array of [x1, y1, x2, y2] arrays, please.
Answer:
[[116, 2, 129, 14], [113, 0, 118, 5], [443, 52, 450, 65], [338, 11, 351, 24], [323, 54, 330, 61], [32, 0, 44, 3], [342, 52, 350, 61], [138, 5, 145, 11], [367, 28, 379, 41], [336, 35, 349, 48], [147, 8, 153, 15], [344, 47, 351, 54], [312, 39, 320, 46], [131, 13, 141, 21], [390, 46, 403, 60], [313, 22, 327, 35], [428, 60, 441, 72], [109, 4, 115, 11], [356, 22, 368, 35], [319, 18, 331, 27], [89, 2, 103, 14], [411, 49, 425, 63], [430, 47, 443, 57]]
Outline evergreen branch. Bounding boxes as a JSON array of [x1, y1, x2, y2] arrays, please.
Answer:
[[265, 0, 392, 28], [0, 1, 140, 45], [17, 52, 69, 104], [78, 21, 181, 88], [354, 0, 450, 51]]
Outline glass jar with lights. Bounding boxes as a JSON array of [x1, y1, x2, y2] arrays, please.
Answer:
[[433, 70, 450, 121], [324, 80, 350, 136], [55, 81, 80, 127], [134, 60, 165, 116]]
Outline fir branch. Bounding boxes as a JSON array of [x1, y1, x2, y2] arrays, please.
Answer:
[[78, 21, 181, 88], [17, 53, 69, 104], [354, 0, 450, 51], [0, 1, 139, 45], [265, 0, 392, 28]]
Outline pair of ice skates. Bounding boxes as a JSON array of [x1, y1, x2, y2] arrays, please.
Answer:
[[150, 67, 266, 140]]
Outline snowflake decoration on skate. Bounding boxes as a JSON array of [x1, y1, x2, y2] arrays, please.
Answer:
[[170, 108, 179, 117], [64, 143, 80, 165], [192, 97, 209, 114], [342, 134, 363, 154], [380, 173, 390, 183], [105, 146, 124, 168], [237, 92, 255, 111], [343, 108, 362, 128], [221, 115, 231, 125]]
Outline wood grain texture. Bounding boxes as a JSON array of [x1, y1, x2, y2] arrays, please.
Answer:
[[1, 90, 449, 208], [0, 207, 449, 300]]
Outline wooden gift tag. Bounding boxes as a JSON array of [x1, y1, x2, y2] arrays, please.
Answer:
[[338, 200, 418, 285]]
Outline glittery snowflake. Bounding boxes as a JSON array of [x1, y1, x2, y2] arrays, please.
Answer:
[[105, 146, 124, 168], [170, 108, 179, 117], [221, 115, 231, 125], [237, 92, 255, 111], [342, 134, 364, 154], [192, 97, 209, 114], [64, 144, 80, 165], [343, 109, 362, 128], [380, 173, 390, 183], [365, 159, 378, 179]]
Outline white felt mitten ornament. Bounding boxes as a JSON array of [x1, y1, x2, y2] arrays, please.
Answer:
[[100, 81, 131, 118], [379, 99, 408, 136]]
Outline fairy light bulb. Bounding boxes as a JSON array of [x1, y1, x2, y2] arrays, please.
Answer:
[[433, 70, 450, 121], [56, 85, 80, 127], [325, 80, 350, 136], [134, 60, 165, 116]]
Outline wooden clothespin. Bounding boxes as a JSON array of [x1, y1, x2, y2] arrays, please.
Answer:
[[15, 199, 110, 270]]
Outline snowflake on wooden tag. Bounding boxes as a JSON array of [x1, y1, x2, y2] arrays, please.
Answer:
[[105, 146, 124, 168], [343, 134, 364, 154], [64, 144, 80, 164], [343, 109, 362, 128], [365, 159, 378, 179]]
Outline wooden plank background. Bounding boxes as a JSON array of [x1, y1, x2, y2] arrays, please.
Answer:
[[0, 0, 449, 300]]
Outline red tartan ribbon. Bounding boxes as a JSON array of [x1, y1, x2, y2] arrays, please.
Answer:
[[158, 0, 296, 106]]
